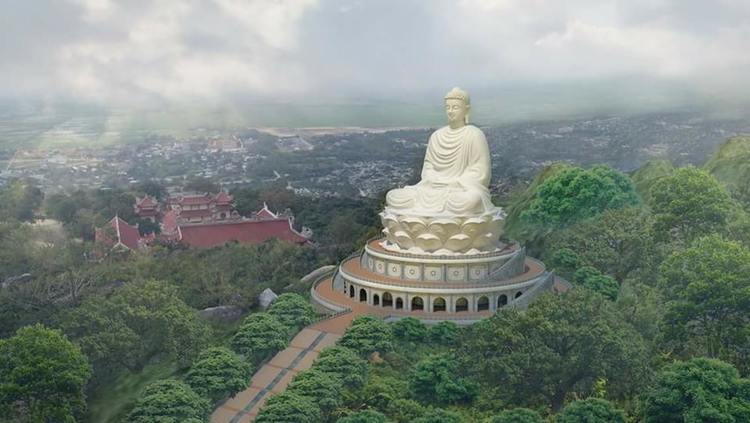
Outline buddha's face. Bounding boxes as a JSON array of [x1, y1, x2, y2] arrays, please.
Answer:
[[445, 98, 469, 127]]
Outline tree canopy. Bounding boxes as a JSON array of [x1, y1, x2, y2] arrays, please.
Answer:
[[0, 324, 91, 422], [126, 379, 209, 423], [521, 165, 639, 228], [488, 408, 545, 423], [185, 346, 253, 404], [642, 358, 750, 423], [231, 312, 290, 362], [255, 391, 321, 423], [267, 292, 317, 330], [649, 166, 734, 243], [556, 398, 626, 423], [340, 315, 394, 356], [659, 235, 750, 371], [409, 354, 477, 405], [460, 289, 648, 411], [60, 280, 211, 375], [313, 345, 369, 389]]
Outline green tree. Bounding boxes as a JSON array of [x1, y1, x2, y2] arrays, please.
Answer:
[[649, 166, 733, 243], [573, 266, 619, 301], [337, 409, 389, 423], [555, 398, 625, 423], [287, 369, 342, 416], [387, 398, 426, 423], [354, 375, 409, 413], [340, 315, 394, 356], [135, 180, 167, 200], [126, 379, 209, 423], [392, 317, 428, 342], [461, 290, 648, 411], [521, 165, 639, 228], [255, 391, 321, 423], [428, 321, 459, 345], [185, 347, 253, 404], [659, 235, 750, 371], [314, 345, 369, 389], [642, 358, 750, 423], [267, 293, 316, 330], [410, 354, 477, 405], [60, 280, 211, 374], [545, 207, 658, 282], [231, 312, 289, 362], [413, 408, 462, 423], [0, 324, 91, 422], [488, 408, 544, 423], [0, 179, 43, 222]]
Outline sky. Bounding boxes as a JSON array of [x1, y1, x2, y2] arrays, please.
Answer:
[[1, 0, 749, 123]]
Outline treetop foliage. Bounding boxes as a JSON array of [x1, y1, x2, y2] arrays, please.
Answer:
[[185, 346, 252, 404], [126, 379, 209, 423], [642, 357, 750, 423], [0, 324, 91, 422], [649, 166, 734, 243], [555, 398, 626, 423], [521, 165, 639, 228], [340, 315, 394, 356]]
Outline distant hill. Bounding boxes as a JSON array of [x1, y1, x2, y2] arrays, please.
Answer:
[[704, 136, 750, 201], [630, 159, 674, 205]]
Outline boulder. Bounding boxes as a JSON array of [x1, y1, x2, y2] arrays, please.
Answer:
[[258, 288, 278, 310], [199, 305, 242, 321]]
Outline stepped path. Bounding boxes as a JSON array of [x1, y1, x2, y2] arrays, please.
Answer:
[[211, 273, 569, 422], [210, 295, 360, 423]]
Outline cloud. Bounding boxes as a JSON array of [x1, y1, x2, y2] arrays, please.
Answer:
[[1, 0, 748, 110]]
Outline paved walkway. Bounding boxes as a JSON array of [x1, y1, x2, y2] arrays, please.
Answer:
[[211, 272, 569, 422], [210, 311, 354, 423]]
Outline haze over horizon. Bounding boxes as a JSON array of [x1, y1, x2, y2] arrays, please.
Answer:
[[2, 0, 750, 128]]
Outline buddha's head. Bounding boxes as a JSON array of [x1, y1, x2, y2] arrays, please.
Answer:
[[444, 87, 470, 128]]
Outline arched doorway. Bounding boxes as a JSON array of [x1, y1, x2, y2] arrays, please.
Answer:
[[498, 294, 508, 307], [349, 285, 355, 298], [433, 297, 446, 312], [359, 289, 367, 302], [515, 291, 523, 299], [411, 296, 424, 311], [455, 297, 469, 312], [395, 297, 404, 309], [478, 296, 489, 311], [373, 294, 380, 306], [383, 292, 393, 307]]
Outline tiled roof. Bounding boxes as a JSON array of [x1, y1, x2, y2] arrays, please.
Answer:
[[179, 219, 308, 248], [255, 203, 277, 219], [136, 195, 157, 208], [173, 194, 213, 205], [110, 216, 141, 250], [215, 190, 233, 204]]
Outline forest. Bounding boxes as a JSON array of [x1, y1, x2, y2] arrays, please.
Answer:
[[1, 136, 750, 422]]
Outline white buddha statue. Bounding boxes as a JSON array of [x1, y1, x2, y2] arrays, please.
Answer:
[[386, 87, 493, 216], [381, 87, 505, 254]]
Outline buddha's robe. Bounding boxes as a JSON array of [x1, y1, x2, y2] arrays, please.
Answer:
[[386, 124, 493, 215]]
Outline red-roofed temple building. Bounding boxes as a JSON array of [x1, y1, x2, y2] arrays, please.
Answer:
[[97, 192, 312, 253], [95, 216, 154, 253]]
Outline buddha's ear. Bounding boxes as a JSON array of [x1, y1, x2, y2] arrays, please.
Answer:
[[464, 104, 471, 124]]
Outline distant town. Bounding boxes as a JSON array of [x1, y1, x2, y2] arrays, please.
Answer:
[[2, 111, 749, 198]]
